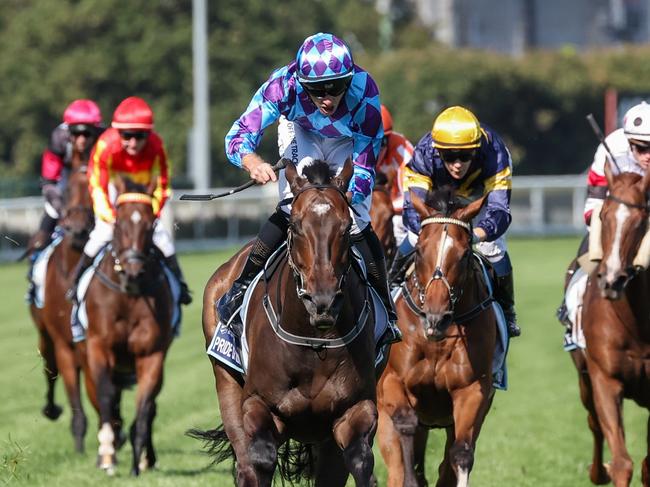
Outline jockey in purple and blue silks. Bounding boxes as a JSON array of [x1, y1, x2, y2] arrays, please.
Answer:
[[218, 32, 399, 340], [391, 105, 521, 338]]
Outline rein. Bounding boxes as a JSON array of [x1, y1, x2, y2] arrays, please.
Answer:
[[606, 194, 649, 211], [262, 184, 370, 349]]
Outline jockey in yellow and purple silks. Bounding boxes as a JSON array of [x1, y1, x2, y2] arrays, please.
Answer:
[[219, 32, 399, 342], [392, 105, 521, 338]]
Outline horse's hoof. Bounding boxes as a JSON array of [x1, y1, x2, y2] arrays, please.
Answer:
[[42, 403, 63, 420], [588, 462, 611, 485], [73, 438, 84, 454]]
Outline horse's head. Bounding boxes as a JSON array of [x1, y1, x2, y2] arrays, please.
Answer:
[[285, 158, 354, 330], [60, 167, 94, 250], [111, 176, 157, 292], [409, 188, 487, 340], [596, 161, 650, 299]]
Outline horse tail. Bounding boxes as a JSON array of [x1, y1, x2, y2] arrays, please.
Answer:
[[277, 440, 315, 485], [186, 424, 235, 473]]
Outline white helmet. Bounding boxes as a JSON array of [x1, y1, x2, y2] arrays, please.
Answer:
[[623, 101, 650, 142]]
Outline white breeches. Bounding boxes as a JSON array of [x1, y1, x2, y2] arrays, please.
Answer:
[[83, 217, 175, 258]]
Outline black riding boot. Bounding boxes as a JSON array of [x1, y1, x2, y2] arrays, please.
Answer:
[[164, 254, 192, 305], [32, 213, 58, 251], [352, 226, 401, 345], [65, 253, 94, 302], [494, 272, 521, 337], [217, 210, 289, 329], [388, 249, 413, 288]]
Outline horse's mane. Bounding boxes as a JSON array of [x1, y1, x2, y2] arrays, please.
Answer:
[[425, 186, 464, 217], [302, 160, 335, 185], [121, 176, 149, 194], [375, 171, 389, 186]]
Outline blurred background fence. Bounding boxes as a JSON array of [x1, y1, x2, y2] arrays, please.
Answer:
[[0, 174, 586, 262]]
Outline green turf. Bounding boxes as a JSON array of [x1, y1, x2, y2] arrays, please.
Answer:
[[0, 238, 647, 486]]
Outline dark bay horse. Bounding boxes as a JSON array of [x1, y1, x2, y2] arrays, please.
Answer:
[[376, 188, 497, 487], [578, 162, 650, 487], [29, 155, 94, 451], [371, 171, 397, 264], [193, 160, 379, 486], [79, 177, 174, 476]]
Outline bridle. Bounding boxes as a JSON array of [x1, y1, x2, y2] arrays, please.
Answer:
[[285, 184, 354, 301], [402, 216, 493, 323], [61, 165, 94, 232]]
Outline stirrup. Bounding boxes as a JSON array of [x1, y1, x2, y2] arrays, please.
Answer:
[[507, 321, 521, 338]]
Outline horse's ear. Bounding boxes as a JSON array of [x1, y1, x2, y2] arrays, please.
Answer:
[[410, 191, 432, 221], [604, 159, 615, 189], [456, 194, 488, 222], [114, 174, 125, 195], [333, 158, 354, 191], [285, 161, 307, 194], [147, 177, 158, 197]]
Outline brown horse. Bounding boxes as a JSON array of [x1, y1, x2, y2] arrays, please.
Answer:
[[79, 177, 174, 476], [28, 155, 94, 451], [578, 162, 650, 487], [371, 171, 397, 264], [192, 160, 379, 486], [376, 188, 497, 487]]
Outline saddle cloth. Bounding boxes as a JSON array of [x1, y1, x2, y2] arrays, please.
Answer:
[[391, 254, 510, 391], [207, 245, 391, 378], [562, 266, 588, 351], [27, 234, 63, 308], [71, 246, 182, 343]]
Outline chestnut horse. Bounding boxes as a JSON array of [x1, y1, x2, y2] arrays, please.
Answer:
[[80, 177, 174, 476], [192, 160, 379, 486], [371, 171, 397, 264], [376, 188, 497, 487], [28, 155, 94, 451], [578, 162, 650, 487]]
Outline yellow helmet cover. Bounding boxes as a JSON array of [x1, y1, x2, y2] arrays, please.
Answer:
[[431, 106, 482, 149]]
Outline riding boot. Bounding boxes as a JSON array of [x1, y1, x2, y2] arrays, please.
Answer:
[[163, 254, 192, 305], [352, 226, 402, 346], [31, 213, 58, 253], [494, 272, 521, 338], [217, 210, 289, 330], [65, 253, 94, 303], [388, 249, 413, 289]]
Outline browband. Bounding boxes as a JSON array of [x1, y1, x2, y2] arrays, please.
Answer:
[[420, 216, 471, 232], [116, 193, 153, 207]]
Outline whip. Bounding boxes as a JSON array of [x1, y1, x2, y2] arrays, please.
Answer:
[[586, 113, 622, 174]]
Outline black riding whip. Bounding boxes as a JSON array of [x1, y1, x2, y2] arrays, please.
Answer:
[[586, 113, 622, 174], [179, 158, 289, 201]]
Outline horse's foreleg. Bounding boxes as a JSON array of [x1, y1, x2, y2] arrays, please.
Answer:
[[332, 398, 378, 487], [589, 364, 633, 487], [242, 394, 280, 487], [130, 351, 164, 476], [36, 324, 62, 421], [446, 382, 493, 487], [642, 415, 650, 487], [86, 336, 117, 474], [572, 351, 610, 484], [437, 425, 456, 487], [54, 342, 87, 452], [314, 438, 350, 487], [377, 372, 422, 487]]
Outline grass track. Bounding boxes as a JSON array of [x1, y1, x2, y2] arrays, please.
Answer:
[[0, 237, 647, 486]]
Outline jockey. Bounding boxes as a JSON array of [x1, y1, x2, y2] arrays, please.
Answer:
[[65, 96, 192, 305], [396, 105, 521, 338], [376, 104, 414, 246], [31, 99, 104, 251], [219, 32, 399, 339]]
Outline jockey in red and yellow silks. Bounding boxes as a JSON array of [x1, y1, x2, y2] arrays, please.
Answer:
[[67, 96, 191, 305], [88, 127, 170, 223]]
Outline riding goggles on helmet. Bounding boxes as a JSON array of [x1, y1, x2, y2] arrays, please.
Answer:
[[438, 148, 476, 163], [300, 76, 352, 98]]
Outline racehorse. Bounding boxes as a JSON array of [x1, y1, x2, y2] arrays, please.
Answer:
[[578, 162, 650, 487], [370, 171, 397, 264], [191, 160, 379, 486], [28, 152, 94, 451], [376, 188, 497, 487], [79, 176, 174, 476]]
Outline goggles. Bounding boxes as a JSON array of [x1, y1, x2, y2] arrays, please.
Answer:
[[120, 130, 149, 141], [438, 148, 476, 163], [69, 124, 94, 137], [630, 141, 650, 154], [300, 77, 351, 98]]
